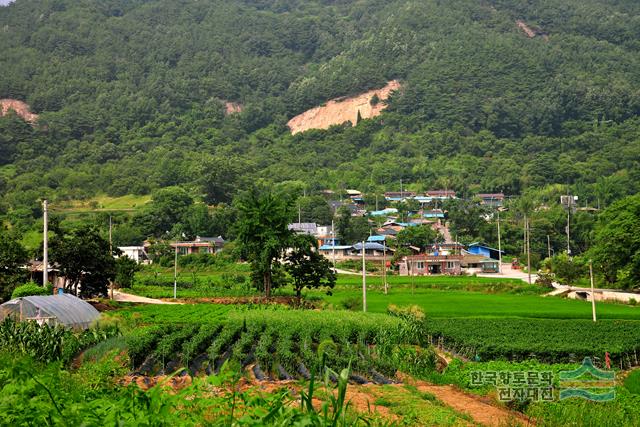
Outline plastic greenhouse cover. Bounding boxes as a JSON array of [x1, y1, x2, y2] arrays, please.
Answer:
[[0, 294, 100, 329]]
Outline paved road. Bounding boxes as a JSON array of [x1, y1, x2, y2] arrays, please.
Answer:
[[476, 263, 538, 283]]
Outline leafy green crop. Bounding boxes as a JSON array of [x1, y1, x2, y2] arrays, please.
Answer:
[[425, 318, 640, 366]]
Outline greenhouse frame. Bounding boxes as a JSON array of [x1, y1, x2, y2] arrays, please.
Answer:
[[0, 294, 100, 329]]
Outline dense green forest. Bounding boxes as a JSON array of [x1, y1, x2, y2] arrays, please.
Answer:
[[1, 0, 639, 265]]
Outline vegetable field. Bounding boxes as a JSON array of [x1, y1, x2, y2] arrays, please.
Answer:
[[124, 309, 432, 382], [425, 318, 640, 366], [116, 303, 232, 324]]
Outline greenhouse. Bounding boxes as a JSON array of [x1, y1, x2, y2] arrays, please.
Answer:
[[0, 294, 100, 330]]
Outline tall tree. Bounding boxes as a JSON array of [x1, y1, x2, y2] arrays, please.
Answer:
[[298, 195, 333, 225], [335, 206, 370, 244], [395, 225, 442, 252], [286, 234, 336, 301], [234, 187, 293, 298], [114, 255, 139, 289], [590, 194, 640, 288], [50, 226, 117, 297], [133, 186, 193, 237], [0, 229, 28, 302]]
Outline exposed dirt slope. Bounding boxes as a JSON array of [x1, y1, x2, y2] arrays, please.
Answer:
[[287, 80, 400, 134], [516, 20, 548, 40], [0, 99, 38, 123], [224, 101, 243, 115]]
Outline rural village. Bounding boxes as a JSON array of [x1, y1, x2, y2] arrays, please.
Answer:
[[2, 0, 640, 425]]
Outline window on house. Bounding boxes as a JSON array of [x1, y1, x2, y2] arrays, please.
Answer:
[[416, 261, 425, 269]]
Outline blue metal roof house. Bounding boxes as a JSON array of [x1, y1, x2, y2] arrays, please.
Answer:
[[352, 242, 393, 255], [423, 210, 446, 219], [467, 242, 504, 260], [369, 208, 399, 217]]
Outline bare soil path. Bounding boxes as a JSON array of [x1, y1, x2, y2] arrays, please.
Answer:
[[398, 374, 534, 426], [112, 290, 181, 304]]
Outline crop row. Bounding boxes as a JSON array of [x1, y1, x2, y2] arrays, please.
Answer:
[[425, 318, 640, 367], [124, 309, 434, 381]]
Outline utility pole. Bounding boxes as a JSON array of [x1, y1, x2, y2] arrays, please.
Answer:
[[547, 235, 551, 259], [590, 260, 597, 322], [173, 244, 178, 299], [331, 219, 336, 268], [109, 215, 113, 300], [411, 258, 415, 294], [523, 214, 527, 256], [109, 215, 113, 254], [566, 208, 571, 256], [383, 239, 388, 295], [497, 209, 502, 274], [42, 200, 49, 288], [526, 217, 531, 285], [362, 241, 367, 312]]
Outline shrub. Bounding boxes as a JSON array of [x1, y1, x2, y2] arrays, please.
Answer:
[[11, 282, 50, 299], [341, 296, 361, 311]]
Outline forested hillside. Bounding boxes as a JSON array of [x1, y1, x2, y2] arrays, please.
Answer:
[[1, 0, 640, 231]]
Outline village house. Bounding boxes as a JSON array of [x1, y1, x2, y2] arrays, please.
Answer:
[[28, 261, 65, 289], [318, 241, 393, 261], [369, 207, 398, 217], [467, 242, 503, 260], [399, 254, 463, 276], [477, 193, 505, 207], [117, 246, 149, 264], [461, 254, 500, 273], [169, 236, 225, 255], [425, 190, 456, 199], [422, 209, 446, 219], [384, 191, 416, 202], [288, 222, 318, 235]]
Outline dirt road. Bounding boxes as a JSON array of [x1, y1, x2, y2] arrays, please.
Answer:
[[112, 290, 180, 304]]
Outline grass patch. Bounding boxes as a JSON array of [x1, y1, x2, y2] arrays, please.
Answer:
[[624, 370, 640, 395], [82, 336, 127, 363], [373, 397, 392, 407], [374, 384, 471, 425], [52, 194, 151, 212]]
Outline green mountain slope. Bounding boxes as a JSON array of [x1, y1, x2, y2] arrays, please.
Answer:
[[1, 0, 639, 218]]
